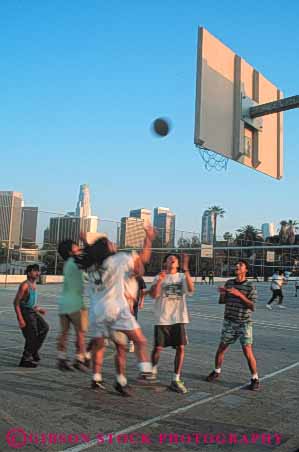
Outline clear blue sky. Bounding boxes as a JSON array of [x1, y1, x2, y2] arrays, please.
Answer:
[[1, 0, 298, 239]]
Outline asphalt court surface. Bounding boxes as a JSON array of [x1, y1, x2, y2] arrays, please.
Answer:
[[0, 282, 298, 452]]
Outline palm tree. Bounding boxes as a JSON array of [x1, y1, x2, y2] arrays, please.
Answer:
[[177, 237, 191, 248], [236, 225, 262, 245], [207, 206, 225, 273], [208, 206, 226, 247], [191, 235, 201, 248], [223, 232, 233, 244], [287, 220, 298, 245], [279, 221, 288, 244]]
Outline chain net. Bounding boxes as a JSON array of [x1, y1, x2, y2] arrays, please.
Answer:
[[195, 145, 229, 171]]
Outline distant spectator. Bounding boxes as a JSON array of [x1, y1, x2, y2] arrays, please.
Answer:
[[266, 270, 287, 310], [208, 270, 214, 285]]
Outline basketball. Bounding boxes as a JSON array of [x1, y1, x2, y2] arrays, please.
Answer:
[[152, 118, 171, 137]]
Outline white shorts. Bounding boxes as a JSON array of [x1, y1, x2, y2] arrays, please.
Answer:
[[89, 306, 139, 340]]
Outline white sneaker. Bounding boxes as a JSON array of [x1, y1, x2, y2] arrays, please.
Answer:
[[266, 305, 272, 310], [278, 305, 286, 309], [129, 341, 134, 353]]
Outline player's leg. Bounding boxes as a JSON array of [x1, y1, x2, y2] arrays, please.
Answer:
[[91, 336, 106, 390], [240, 323, 259, 391], [207, 320, 235, 381], [123, 328, 149, 364], [70, 311, 89, 372], [277, 290, 286, 308], [33, 312, 49, 362], [267, 289, 277, 309], [113, 342, 132, 396], [57, 315, 74, 371], [169, 324, 188, 393], [129, 303, 139, 353], [19, 309, 38, 367]]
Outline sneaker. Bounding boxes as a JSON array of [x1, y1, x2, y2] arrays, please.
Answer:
[[266, 304, 273, 310], [114, 382, 132, 397], [57, 359, 75, 372], [128, 341, 134, 353], [32, 352, 40, 362], [169, 380, 188, 394], [84, 358, 91, 368], [73, 360, 89, 372], [137, 372, 157, 383], [91, 380, 106, 391], [248, 378, 260, 391], [278, 305, 286, 309], [206, 370, 221, 382], [19, 359, 37, 368]]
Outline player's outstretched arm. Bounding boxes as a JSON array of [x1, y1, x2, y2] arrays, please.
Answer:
[[182, 254, 194, 293], [133, 226, 156, 275]]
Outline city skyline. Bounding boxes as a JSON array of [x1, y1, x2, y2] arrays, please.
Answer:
[[0, 184, 296, 244]]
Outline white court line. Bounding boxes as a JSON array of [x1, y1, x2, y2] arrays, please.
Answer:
[[0, 368, 54, 375], [190, 313, 299, 331], [0, 339, 58, 353], [63, 360, 299, 452]]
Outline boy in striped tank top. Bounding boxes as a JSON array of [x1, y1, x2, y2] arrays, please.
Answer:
[[206, 260, 259, 391], [14, 264, 49, 368]]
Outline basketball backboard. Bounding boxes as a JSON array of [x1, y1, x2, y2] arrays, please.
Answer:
[[194, 27, 283, 179]]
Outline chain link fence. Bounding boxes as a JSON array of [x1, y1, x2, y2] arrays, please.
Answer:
[[1, 205, 299, 279]]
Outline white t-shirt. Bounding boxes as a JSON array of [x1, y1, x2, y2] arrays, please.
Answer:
[[88, 252, 134, 322], [152, 272, 191, 325], [271, 274, 284, 290]]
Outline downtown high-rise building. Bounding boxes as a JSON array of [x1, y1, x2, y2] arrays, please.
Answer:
[[76, 184, 98, 234], [20, 207, 38, 248], [153, 207, 176, 247], [261, 223, 275, 239], [46, 184, 98, 247], [120, 217, 145, 248], [201, 210, 215, 244], [48, 215, 81, 246], [129, 208, 151, 227], [76, 184, 91, 218], [0, 191, 23, 248]]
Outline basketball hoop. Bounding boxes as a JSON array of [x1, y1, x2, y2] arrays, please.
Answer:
[[195, 144, 228, 172]]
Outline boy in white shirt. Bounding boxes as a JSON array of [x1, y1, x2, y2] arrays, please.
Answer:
[[267, 270, 287, 310], [82, 226, 156, 396], [150, 254, 194, 394]]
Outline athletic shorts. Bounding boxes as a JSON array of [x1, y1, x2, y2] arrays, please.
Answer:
[[154, 323, 188, 347], [89, 306, 139, 339], [59, 311, 83, 333], [220, 319, 253, 346]]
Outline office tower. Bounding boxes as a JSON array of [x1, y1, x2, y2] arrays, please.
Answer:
[[20, 207, 38, 248], [153, 207, 176, 247], [261, 223, 275, 239], [201, 210, 215, 244], [0, 191, 23, 248], [76, 184, 91, 218], [129, 208, 152, 227], [120, 217, 145, 248]]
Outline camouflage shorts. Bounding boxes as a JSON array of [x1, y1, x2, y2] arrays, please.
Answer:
[[220, 320, 253, 346]]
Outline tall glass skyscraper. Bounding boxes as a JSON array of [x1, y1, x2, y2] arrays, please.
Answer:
[[76, 184, 91, 218], [201, 210, 215, 244], [153, 207, 176, 248]]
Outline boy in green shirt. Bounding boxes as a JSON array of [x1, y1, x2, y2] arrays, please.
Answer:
[[57, 240, 89, 371]]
